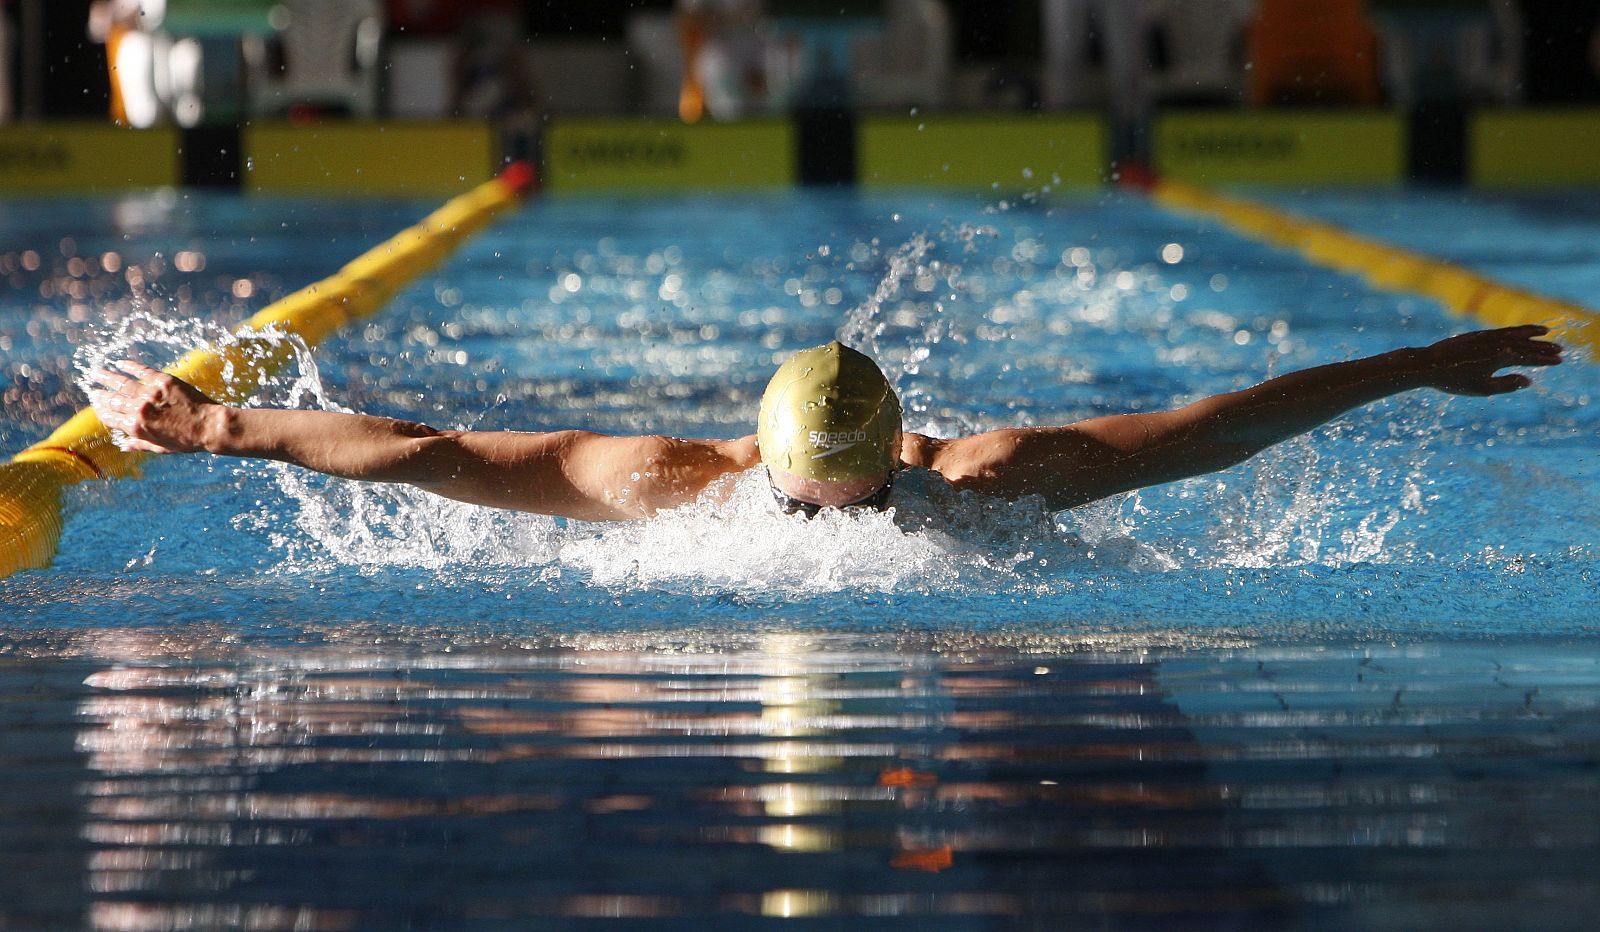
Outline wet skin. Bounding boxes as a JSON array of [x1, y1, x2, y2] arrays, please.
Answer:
[[89, 326, 1563, 520]]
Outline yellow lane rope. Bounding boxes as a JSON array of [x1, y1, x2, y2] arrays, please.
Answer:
[[1148, 177, 1599, 349], [0, 163, 536, 579]]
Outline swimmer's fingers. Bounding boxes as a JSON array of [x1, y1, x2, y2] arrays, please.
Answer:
[[85, 388, 148, 450], [1492, 323, 1563, 352], [1452, 326, 1562, 360], [94, 360, 218, 406], [89, 389, 156, 426], [113, 433, 177, 454], [1489, 331, 1563, 381], [86, 366, 141, 397], [112, 359, 180, 389], [123, 360, 218, 403], [1426, 327, 1563, 387], [87, 387, 130, 418], [86, 389, 159, 452], [1510, 336, 1564, 366], [87, 365, 158, 422], [88, 362, 172, 400], [85, 361, 213, 454]]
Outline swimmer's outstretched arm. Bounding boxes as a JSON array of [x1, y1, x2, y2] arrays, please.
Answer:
[[928, 326, 1563, 511], [87, 362, 758, 521]]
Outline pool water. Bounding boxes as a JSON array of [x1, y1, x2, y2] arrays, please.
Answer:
[[2, 187, 1597, 928]]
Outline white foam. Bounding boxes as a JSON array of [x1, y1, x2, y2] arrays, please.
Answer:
[[265, 466, 562, 573]]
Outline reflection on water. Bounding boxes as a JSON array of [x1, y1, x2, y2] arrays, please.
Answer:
[[1, 633, 1597, 929]]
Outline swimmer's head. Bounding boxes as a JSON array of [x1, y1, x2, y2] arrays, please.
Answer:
[[758, 341, 901, 512]]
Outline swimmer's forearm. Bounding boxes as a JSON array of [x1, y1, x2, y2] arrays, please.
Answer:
[[955, 349, 1423, 505], [1195, 323, 1560, 450], [942, 329, 1560, 509], [1187, 348, 1428, 450], [946, 352, 1425, 507], [202, 406, 447, 482]]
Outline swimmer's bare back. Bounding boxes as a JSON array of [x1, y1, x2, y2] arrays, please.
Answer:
[[89, 326, 1561, 520]]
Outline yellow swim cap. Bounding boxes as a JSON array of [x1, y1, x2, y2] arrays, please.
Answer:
[[758, 342, 902, 482]]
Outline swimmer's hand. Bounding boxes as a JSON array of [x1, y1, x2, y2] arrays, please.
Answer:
[[86, 360, 221, 454], [1415, 325, 1563, 396]]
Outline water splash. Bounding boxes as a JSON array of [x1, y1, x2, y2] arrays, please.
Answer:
[[61, 209, 1493, 596], [1056, 492, 1182, 573], [1184, 395, 1449, 569], [837, 232, 940, 388], [74, 311, 327, 445], [259, 468, 562, 573], [257, 466, 1095, 596]]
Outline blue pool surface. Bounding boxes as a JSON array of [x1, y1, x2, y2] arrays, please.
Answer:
[[1, 186, 1597, 928], [3, 187, 1596, 636]]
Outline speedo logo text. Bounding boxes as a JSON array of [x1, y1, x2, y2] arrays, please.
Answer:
[[809, 430, 869, 446]]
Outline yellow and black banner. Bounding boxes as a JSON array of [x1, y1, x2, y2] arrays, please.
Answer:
[[544, 118, 796, 192], [1155, 111, 1404, 185]]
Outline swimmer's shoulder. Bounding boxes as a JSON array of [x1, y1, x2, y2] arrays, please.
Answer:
[[899, 432, 944, 470], [712, 434, 759, 465], [900, 431, 993, 487]]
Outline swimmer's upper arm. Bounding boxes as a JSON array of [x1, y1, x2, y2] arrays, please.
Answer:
[[202, 405, 754, 520], [930, 408, 1257, 511], [409, 430, 758, 520]]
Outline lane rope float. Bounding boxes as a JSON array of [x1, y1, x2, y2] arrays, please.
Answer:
[[1140, 174, 1599, 349], [0, 161, 537, 579]]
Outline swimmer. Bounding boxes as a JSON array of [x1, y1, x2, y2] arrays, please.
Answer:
[[88, 325, 1562, 521]]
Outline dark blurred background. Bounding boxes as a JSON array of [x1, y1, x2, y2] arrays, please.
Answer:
[[5, 0, 1599, 129]]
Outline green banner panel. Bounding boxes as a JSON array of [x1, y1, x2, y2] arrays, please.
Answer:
[[1472, 110, 1600, 187], [244, 122, 495, 196], [0, 124, 180, 192], [1155, 111, 1405, 184], [164, 0, 276, 36], [859, 115, 1106, 190], [544, 119, 796, 192]]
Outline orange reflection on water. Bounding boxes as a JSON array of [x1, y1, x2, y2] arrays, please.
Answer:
[[889, 845, 954, 872]]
